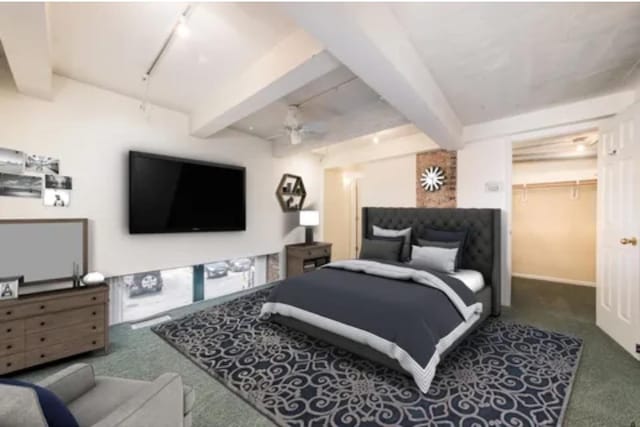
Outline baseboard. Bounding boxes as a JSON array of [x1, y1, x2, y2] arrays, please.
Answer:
[[512, 273, 596, 287]]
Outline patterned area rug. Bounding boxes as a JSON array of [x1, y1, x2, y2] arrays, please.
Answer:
[[152, 289, 583, 426]]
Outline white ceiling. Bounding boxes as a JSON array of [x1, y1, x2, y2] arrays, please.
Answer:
[[4, 2, 639, 150], [513, 130, 598, 162], [49, 2, 297, 113], [392, 3, 640, 124]]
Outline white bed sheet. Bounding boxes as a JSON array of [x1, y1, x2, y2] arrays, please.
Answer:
[[448, 269, 485, 293]]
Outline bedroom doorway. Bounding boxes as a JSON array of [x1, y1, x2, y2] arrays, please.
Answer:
[[510, 131, 598, 323], [323, 167, 361, 260]]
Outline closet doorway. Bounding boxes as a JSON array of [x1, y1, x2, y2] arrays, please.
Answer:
[[511, 131, 598, 323]]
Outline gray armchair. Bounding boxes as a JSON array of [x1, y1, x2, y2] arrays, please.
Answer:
[[0, 364, 195, 427]]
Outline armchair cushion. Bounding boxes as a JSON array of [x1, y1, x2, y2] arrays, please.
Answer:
[[90, 373, 184, 427], [38, 363, 96, 405], [0, 379, 79, 427]]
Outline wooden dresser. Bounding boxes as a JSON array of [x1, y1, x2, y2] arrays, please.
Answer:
[[286, 242, 332, 278], [0, 285, 109, 375]]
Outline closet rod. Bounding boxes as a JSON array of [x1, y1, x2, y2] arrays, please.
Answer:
[[512, 179, 597, 190]]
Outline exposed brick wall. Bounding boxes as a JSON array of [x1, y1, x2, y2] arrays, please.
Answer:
[[416, 150, 457, 208]]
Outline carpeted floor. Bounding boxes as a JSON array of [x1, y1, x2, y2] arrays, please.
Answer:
[[15, 278, 640, 426]]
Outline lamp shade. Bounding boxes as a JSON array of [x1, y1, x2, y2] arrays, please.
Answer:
[[299, 210, 319, 226]]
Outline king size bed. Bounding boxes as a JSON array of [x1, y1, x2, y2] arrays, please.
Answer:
[[261, 207, 502, 393]]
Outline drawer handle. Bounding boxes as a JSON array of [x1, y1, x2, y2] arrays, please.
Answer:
[[39, 305, 46, 310], [92, 311, 97, 316], [6, 362, 11, 367], [5, 311, 12, 316], [92, 340, 97, 345], [6, 328, 11, 333], [40, 337, 45, 342], [92, 326, 97, 330], [40, 321, 45, 326], [92, 296, 97, 301], [6, 344, 12, 350], [40, 354, 45, 359]]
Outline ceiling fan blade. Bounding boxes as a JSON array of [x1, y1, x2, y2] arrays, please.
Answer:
[[301, 121, 328, 134], [266, 132, 286, 141]]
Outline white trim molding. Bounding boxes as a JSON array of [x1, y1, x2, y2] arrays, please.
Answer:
[[512, 272, 595, 287]]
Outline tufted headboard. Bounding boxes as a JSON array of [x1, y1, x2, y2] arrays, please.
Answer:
[[362, 207, 501, 315]]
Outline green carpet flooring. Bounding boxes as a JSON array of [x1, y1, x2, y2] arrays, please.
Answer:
[[16, 278, 640, 426]]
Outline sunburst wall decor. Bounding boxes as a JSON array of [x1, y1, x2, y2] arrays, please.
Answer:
[[420, 166, 445, 192]]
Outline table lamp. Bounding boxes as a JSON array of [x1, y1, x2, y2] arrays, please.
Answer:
[[299, 210, 319, 244]]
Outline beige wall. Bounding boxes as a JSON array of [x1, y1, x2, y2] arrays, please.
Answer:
[[512, 184, 597, 285]]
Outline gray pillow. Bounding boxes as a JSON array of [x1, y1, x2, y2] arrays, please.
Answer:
[[372, 225, 412, 261], [409, 244, 458, 273], [360, 237, 403, 262]]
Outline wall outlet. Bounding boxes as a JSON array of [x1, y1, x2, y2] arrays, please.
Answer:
[[485, 181, 503, 192]]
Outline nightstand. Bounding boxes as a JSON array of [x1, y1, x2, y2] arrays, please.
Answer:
[[285, 242, 332, 278]]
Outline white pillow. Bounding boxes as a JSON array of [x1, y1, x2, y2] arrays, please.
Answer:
[[409, 245, 458, 273]]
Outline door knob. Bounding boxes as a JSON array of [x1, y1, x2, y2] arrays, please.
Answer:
[[620, 237, 638, 246]]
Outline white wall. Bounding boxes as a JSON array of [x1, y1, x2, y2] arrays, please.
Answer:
[[0, 66, 322, 278], [457, 138, 512, 306], [512, 158, 597, 185], [358, 155, 416, 208]]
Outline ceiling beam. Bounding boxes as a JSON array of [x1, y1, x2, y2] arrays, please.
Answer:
[[282, 3, 463, 150], [190, 28, 340, 138], [0, 3, 52, 100]]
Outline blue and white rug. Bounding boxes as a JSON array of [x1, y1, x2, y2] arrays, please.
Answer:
[[153, 289, 583, 426]]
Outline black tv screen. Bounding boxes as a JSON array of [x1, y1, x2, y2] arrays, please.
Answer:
[[129, 151, 246, 234]]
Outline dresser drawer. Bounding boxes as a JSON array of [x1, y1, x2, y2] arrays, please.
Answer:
[[0, 336, 24, 357], [0, 352, 24, 375], [0, 305, 20, 322], [0, 319, 24, 341], [19, 291, 106, 318], [303, 246, 331, 259], [26, 321, 104, 350], [25, 305, 104, 333], [25, 334, 104, 367]]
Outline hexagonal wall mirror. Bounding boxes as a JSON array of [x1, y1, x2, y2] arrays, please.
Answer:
[[276, 174, 306, 212]]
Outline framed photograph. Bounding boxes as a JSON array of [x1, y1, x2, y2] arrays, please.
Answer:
[[0, 276, 22, 300], [45, 175, 72, 190], [0, 173, 43, 198], [43, 189, 71, 207], [0, 148, 25, 174], [25, 154, 60, 175]]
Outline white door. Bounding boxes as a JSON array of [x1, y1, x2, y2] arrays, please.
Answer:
[[597, 102, 640, 360]]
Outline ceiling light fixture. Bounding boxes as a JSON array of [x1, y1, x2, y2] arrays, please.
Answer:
[[373, 136, 380, 144], [142, 5, 193, 83], [576, 144, 586, 152]]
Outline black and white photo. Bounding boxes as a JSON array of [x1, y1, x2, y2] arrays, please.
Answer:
[[25, 154, 60, 174], [0, 276, 21, 300], [0, 148, 25, 174], [45, 174, 72, 190], [43, 189, 71, 207], [0, 173, 42, 198]]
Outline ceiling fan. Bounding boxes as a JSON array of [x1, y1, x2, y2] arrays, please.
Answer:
[[267, 105, 328, 145]]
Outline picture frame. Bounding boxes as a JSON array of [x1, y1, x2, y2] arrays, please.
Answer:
[[0, 276, 22, 300]]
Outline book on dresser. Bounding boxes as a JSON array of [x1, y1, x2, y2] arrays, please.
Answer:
[[0, 284, 109, 375]]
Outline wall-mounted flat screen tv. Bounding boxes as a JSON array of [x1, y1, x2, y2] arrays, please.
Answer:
[[129, 151, 246, 234]]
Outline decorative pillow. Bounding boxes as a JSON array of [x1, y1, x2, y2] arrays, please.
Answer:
[[409, 244, 458, 273], [372, 225, 412, 261], [360, 237, 404, 262], [0, 379, 79, 427], [421, 228, 468, 268]]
